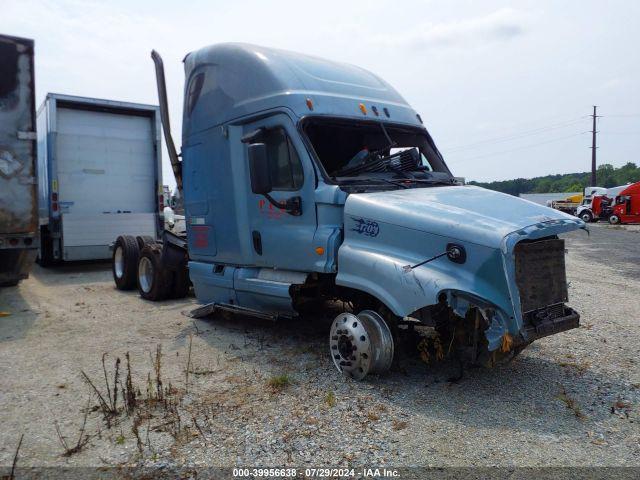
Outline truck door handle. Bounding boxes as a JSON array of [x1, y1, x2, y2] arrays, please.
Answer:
[[262, 194, 302, 216], [252, 231, 262, 255]]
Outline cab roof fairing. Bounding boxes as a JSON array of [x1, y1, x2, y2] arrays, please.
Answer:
[[181, 43, 424, 139]]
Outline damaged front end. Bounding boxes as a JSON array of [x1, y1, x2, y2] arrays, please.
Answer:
[[431, 220, 583, 366]]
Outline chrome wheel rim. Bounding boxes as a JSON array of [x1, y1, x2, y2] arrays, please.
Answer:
[[138, 256, 154, 293], [114, 246, 124, 278], [329, 310, 394, 380]]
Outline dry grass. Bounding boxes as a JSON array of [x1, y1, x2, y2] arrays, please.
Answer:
[[324, 391, 336, 408], [267, 374, 291, 392], [367, 411, 380, 422], [392, 419, 408, 431], [558, 386, 585, 419], [558, 360, 591, 374]]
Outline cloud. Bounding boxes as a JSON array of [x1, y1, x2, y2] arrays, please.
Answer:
[[376, 8, 529, 50]]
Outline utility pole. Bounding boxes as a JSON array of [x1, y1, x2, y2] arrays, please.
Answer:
[[590, 106, 598, 186]]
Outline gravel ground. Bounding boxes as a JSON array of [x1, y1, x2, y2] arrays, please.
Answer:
[[0, 223, 639, 471]]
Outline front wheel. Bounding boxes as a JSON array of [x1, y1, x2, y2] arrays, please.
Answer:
[[609, 214, 621, 225], [580, 211, 593, 223], [329, 310, 394, 380]]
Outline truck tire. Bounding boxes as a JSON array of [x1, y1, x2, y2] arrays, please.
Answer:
[[137, 244, 171, 301], [579, 211, 593, 223], [609, 214, 621, 225], [112, 235, 139, 290], [136, 235, 156, 250]]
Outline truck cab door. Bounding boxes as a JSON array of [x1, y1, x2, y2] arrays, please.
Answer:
[[244, 115, 317, 271]]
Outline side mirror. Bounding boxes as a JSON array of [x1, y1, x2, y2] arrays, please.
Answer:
[[248, 143, 272, 195]]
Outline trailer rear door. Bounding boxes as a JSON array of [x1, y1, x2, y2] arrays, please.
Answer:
[[56, 107, 158, 259], [0, 35, 37, 236]]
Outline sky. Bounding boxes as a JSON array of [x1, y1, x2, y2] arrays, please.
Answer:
[[2, 0, 639, 187]]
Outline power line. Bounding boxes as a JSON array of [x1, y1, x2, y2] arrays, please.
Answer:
[[599, 131, 640, 135], [446, 132, 587, 164], [441, 117, 586, 153]]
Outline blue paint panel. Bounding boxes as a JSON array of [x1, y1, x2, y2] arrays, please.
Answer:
[[234, 268, 294, 314], [189, 261, 236, 305]]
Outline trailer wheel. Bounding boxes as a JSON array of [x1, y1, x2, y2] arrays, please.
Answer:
[[609, 214, 621, 225], [112, 235, 139, 290], [137, 244, 171, 301], [329, 310, 394, 380], [136, 235, 156, 250], [579, 211, 593, 223]]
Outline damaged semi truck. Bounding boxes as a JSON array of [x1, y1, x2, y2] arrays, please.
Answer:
[[113, 43, 585, 379]]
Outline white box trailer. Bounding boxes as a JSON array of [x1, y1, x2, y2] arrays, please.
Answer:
[[37, 94, 162, 263]]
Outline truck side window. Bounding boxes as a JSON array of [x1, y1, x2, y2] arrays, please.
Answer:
[[264, 128, 304, 191]]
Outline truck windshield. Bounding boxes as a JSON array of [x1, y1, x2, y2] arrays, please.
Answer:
[[302, 117, 454, 188]]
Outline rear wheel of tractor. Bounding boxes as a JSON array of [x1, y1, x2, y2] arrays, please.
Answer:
[[329, 309, 394, 380], [580, 211, 593, 223], [112, 235, 139, 290], [609, 214, 621, 225], [136, 235, 156, 250], [137, 244, 171, 301]]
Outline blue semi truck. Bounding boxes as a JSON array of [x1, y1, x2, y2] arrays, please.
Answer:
[[112, 43, 585, 379]]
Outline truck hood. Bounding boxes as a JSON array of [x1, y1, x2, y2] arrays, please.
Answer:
[[344, 185, 583, 248]]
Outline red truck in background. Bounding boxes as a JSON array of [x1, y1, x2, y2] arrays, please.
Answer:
[[609, 181, 640, 225], [576, 194, 613, 223]]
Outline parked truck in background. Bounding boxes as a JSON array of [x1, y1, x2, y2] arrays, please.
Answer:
[[576, 184, 630, 223], [112, 43, 586, 380], [0, 34, 38, 287], [37, 94, 162, 264], [608, 181, 640, 225], [549, 193, 583, 215]]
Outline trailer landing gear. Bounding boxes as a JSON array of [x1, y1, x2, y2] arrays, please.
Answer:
[[330, 310, 394, 380]]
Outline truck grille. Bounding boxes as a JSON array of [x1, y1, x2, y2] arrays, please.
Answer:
[[514, 238, 568, 314]]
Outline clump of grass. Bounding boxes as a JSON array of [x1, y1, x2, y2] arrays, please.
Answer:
[[367, 411, 380, 422], [325, 391, 336, 408], [392, 419, 408, 431], [558, 360, 590, 374], [267, 374, 291, 392], [558, 386, 585, 419]]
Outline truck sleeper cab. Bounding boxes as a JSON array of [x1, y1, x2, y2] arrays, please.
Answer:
[[609, 181, 640, 225], [134, 43, 586, 380]]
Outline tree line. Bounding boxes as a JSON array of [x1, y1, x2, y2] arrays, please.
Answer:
[[468, 162, 640, 196]]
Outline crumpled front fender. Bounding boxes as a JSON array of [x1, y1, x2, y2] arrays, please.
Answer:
[[336, 239, 513, 322]]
